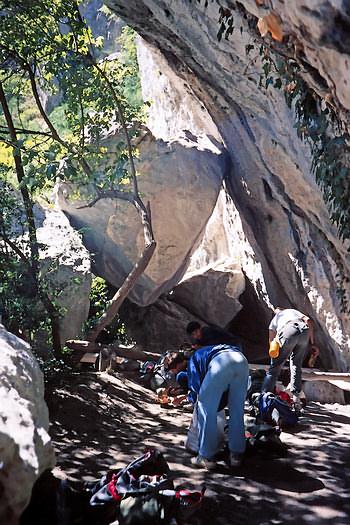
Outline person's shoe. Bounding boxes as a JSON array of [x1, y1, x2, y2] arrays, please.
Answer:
[[292, 394, 303, 414], [190, 455, 216, 470], [229, 452, 244, 468]]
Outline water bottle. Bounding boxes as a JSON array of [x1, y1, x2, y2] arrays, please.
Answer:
[[269, 338, 280, 359]]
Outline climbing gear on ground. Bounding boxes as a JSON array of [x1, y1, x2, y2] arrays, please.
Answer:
[[88, 449, 205, 523], [246, 369, 266, 403], [257, 392, 299, 427], [244, 416, 289, 458]]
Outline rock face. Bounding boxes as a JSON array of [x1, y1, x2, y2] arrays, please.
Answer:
[[303, 380, 345, 405], [57, 131, 227, 306], [102, 0, 350, 369], [37, 208, 92, 347], [80, 0, 124, 58], [0, 325, 55, 524], [2, 187, 91, 348]]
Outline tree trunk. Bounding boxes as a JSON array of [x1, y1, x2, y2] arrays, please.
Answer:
[[88, 240, 156, 342], [0, 81, 62, 357]]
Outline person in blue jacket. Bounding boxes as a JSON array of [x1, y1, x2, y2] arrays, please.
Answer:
[[169, 344, 249, 469]]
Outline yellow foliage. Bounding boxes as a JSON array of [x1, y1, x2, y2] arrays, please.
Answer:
[[0, 143, 14, 168]]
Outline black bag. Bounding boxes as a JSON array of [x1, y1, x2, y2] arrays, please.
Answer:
[[22, 450, 204, 525], [139, 353, 178, 391], [245, 417, 289, 458], [246, 370, 266, 404], [89, 449, 172, 504], [89, 449, 204, 524]]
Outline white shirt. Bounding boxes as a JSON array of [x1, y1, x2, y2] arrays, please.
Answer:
[[269, 308, 307, 333]]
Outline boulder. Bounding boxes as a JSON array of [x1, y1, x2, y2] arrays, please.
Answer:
[[119, 296, 199, 352], [57, 131, 227, 306], [303, 381, 346, 405], [37, 209, 92, 347], [0, 325, 55, 524]]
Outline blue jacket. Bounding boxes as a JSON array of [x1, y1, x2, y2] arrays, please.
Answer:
[[187, 344, 240, 404]]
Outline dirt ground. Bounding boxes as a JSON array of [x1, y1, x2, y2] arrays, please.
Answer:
[[47, 370, 350, 525]]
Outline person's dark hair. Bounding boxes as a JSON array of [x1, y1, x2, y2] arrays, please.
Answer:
[[167, 353, 187, 371], [186, 321, 201, 335], [273, 306, 284, 314]]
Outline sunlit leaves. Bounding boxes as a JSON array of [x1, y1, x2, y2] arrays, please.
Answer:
[[0, 0, 145, 196]]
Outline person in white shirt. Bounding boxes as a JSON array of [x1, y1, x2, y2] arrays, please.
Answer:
[[262, 307, 320, 405]]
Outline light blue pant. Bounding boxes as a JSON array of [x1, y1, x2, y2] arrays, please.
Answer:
[[197, 350, 249, 459]]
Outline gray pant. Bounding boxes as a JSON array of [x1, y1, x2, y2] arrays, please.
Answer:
[[262, 323, 309, 394]]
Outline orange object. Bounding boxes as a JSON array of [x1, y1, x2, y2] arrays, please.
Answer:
[[269, 339, 280, 359], [257, 13, 284, 42]]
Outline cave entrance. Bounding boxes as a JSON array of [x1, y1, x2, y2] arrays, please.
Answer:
[[228, 276, 272, 364]]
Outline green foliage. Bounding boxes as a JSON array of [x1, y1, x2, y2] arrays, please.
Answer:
[[0, 254, 40, 334], [117, 26, 143, 110], [217, 5, 235, 41], [35, 353, 74, 383], [0, 1, 145, 357], [88, 276, 110, 323], [87, 276, 133, 344], [0, 183, 51, 341], [0, 0, 145, 193]]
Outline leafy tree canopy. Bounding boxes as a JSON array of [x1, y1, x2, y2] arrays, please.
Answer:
[[0, 0, 148, 353], [0, 0, 144, 196]]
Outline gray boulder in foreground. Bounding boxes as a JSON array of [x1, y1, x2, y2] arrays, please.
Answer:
[[0, 325, 55, 524]]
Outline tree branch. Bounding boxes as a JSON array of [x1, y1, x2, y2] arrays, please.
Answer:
[[0, 230, 31, 268], [0, 80, 39, 270], [0, 125, 54, 138], [87, 240, 156, 342], [92, 62, 140, 195], [76, 188, 134, 209]]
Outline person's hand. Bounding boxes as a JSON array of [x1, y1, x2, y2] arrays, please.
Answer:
[[172, 395, 187, 406]]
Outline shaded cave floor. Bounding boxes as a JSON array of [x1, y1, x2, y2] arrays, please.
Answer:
[[47, 371, 350, 525]]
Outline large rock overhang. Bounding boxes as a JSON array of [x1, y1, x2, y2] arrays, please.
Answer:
[[104, 0, 350, 369]]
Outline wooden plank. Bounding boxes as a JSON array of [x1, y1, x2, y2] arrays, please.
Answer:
[[66, 339, 160, 361], [80, 352, 99, 364], [328, 380, 350, 392], [249, 363, 350, 383]]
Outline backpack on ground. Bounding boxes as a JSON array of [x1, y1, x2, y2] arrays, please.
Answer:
[[139, 353, 179, 391], [89, 449, 204, 524], [246, 369, 266, 404], [244, 414, 289, 458], [258, 392, 299, 427]]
